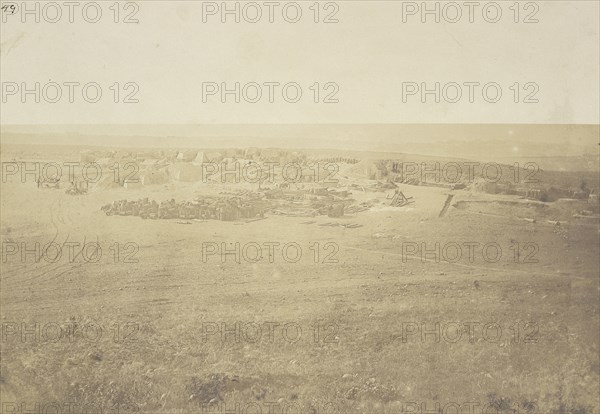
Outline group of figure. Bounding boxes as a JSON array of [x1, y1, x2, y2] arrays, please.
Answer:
[[101, 197, 264, 221]]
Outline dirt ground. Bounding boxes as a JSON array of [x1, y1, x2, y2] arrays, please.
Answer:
[[1, 177, 599, 414]]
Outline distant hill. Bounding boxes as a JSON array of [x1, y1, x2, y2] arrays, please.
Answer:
[[1, 124, 598, 172]]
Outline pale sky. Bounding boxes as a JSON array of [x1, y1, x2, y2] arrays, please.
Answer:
[[1, 1, 599, 124], [1, 124, 598, 160]]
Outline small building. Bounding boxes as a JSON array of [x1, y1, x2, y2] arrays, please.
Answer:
[[192, 152, 207, 165], [176, 150, 198, 163]]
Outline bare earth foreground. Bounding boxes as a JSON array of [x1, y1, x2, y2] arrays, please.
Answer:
[[1, 172, 599, 413]]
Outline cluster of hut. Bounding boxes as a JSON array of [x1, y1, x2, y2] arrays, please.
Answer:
[[101, 197, 264, 221], [80, 148, 313, 188]]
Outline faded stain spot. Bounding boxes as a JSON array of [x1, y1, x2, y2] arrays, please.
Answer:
[[238, 33, 264, 62], [0, 32, 25, 56], [176, 4, 191, 21]]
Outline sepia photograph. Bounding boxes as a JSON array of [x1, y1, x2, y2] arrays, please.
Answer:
[[1, 124, 599, 413], [1, 1, 599, 414]]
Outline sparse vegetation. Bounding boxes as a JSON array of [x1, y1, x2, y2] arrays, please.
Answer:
[[1, 145, 598, 413]]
